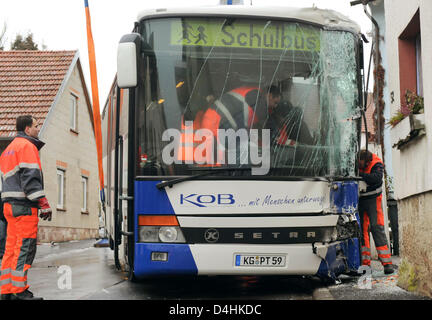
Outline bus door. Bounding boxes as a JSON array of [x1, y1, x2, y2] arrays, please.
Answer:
[[114, 86, 135, 273]]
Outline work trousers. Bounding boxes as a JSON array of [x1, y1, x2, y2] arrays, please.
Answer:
[[0, 203, 38, 294], [0, 218, 6, 259], [359, 194, 392, 267]]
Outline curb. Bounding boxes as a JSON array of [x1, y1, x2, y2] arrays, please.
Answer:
[[312, 287, 334, 300]]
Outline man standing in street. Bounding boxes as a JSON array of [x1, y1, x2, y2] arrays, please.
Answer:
[[0, 115, 52, 300], [358, 149, 394, 274]]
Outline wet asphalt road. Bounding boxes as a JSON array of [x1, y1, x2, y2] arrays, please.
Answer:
[[27, 239, 323, 300], [8, 239, 429, 301]]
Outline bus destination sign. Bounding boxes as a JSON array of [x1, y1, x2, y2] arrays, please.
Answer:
[[171, 19, 320, 52]]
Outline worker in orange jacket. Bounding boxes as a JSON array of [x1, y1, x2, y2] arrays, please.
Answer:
[[359, 150, 394, 275], [0, 115, 52, 300], [200, 86, 267, 166], [177, 86, 265, 166], [0, 178, 5, 261]]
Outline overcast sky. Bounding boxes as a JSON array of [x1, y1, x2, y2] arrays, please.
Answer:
[[0, 0, 373, 105]]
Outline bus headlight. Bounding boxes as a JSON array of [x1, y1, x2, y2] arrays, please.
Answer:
[[138, 215, 186, 243], [159, 227, 178, 242], [138, 226, 186, 243], [139, 226, 159, 242], [159, 226, 186, 243]]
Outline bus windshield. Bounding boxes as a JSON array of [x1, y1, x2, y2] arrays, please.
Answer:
[[136, 17, 360, 178]]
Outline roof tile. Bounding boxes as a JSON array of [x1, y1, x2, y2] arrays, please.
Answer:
[[0, 50, 76, 137]]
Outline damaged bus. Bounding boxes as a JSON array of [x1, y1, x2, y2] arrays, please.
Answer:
[[102, 5, 365, 281]]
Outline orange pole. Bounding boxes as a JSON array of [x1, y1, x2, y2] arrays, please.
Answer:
[[84, 0, 105, 202]]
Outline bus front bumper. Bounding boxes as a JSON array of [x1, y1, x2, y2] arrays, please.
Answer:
[[133, 239, 359, 278]]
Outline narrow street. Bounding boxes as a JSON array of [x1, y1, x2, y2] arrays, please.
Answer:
[[15, 239, 429, 301], [27, 239, 321, 300]]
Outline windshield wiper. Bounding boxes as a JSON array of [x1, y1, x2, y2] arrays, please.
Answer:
[[156, 167, 252, 189], [155, 169, 361, 190]]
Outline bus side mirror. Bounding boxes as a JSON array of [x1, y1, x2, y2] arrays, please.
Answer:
[[117, 33, 141, 88]]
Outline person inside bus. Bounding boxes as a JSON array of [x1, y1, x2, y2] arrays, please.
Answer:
[[201, 85, 284, 134], [185, 86, 263, 166], [201, 86, 261, 136], [174, 86, 257, 166], [200, 85, 314, 147], [179, 84, 314, 166], [250, 85, 315, 146]]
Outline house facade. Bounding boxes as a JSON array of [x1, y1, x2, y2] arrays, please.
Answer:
[[0, 50, 100, 243], [379, 0, 432, 297]]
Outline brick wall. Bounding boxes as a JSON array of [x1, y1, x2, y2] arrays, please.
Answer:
[[38, 226, 99, 243]]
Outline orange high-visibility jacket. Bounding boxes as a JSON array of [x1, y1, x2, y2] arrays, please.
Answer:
[[0, 132, 46, 206], [201, 86, 260, 135], [177, 111, 211, 164], [359, 153, 384, 199], [177, 87, 261, 165]]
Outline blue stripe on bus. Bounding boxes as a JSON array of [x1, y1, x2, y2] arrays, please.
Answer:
[[134, 243, 198, 277], [346, 238, 361, 272], [316, 242, 345, 280], [329, 181, 361, 230], [134, 180, 175, 215], [330, 181, 359, 214]]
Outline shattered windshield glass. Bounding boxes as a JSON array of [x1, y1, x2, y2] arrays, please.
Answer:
[[136, 17, 360, 177]]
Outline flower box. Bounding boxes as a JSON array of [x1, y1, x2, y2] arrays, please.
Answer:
[[391, 113, 425, 149]]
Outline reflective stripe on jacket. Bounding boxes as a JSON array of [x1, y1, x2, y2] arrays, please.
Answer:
[[178, 87, 260, 165], [229, 86, 260, 128], [0, 132, 45, 206], [359, 153, 383, 199], [206, 87, 260, 133]]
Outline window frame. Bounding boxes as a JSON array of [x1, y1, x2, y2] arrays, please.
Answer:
[[398, 9, 422, 106], [81, 176, 88, 213], [415, 33, 423, 96], [70, 93, 78, 132], [57, 169, 65, 210]]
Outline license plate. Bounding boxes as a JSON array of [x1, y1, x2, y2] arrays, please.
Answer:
[[235, 254, 286, 267]]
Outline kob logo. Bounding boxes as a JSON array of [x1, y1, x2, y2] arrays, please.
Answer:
[[180, 193, 235, 207]]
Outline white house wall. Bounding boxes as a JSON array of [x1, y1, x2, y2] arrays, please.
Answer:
[[38, 62, 99, 242], [385, 0, 432, 200], [384, 0, 432, 298]]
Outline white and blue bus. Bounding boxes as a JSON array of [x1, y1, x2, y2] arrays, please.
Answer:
[[102, 4, 365, 281]]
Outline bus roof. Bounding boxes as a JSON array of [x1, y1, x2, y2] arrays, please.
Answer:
[[137, 6, 361, 34]]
